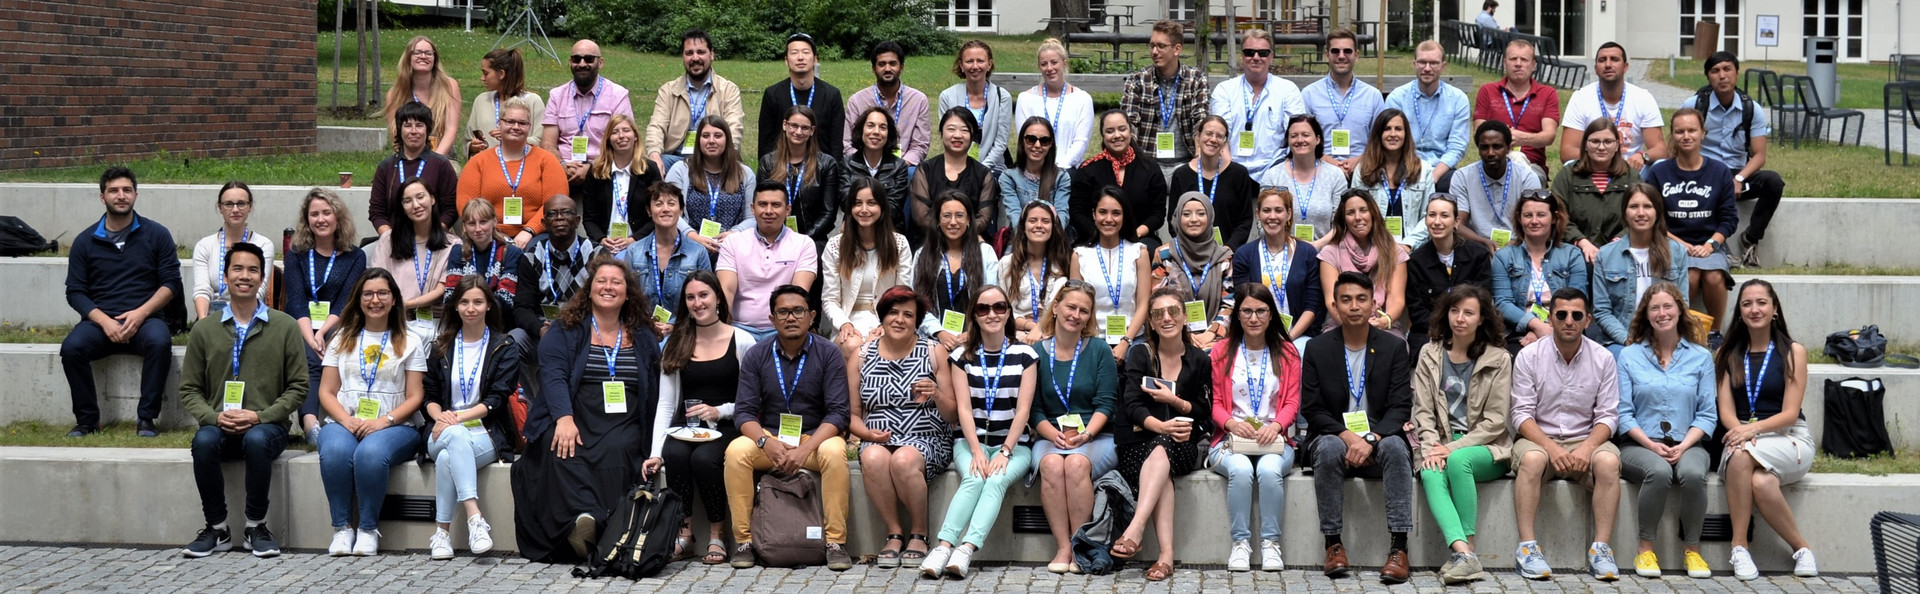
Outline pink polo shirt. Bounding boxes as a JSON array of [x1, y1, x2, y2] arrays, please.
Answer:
[[543, 76, 635, 162], [717, 227, 818, 330]]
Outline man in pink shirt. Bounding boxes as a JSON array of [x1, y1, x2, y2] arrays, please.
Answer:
[[842, 41, 931, 164], [718, 181, 820, 339], [1508, 287, 1622, 581], [541, 39, 636, 182]]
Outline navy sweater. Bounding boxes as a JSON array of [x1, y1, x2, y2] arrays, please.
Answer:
[[66, 213, 182, 319]]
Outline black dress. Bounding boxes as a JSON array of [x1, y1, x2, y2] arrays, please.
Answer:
[[1114, 342, 1213, 489], [513, 342, 655, 562]]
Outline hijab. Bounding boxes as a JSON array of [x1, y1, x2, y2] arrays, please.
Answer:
[[1169, 191, 1234, 317]]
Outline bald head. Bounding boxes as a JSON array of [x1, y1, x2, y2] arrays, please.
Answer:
[[544, 194, 579, 241], [570, 40, 603, 88]]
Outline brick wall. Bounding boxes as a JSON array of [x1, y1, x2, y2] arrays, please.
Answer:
[[0, 0, 317, 171]]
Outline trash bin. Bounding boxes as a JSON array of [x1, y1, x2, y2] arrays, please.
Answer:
[[1807, 36, 1839, 109], [1692, 20, 1720, 61]]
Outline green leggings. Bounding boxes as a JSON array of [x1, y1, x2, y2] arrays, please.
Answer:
[[1417, 443, 1510, 547]]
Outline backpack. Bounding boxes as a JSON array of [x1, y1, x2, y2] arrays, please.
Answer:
[[1822, 377, 1895, 459], [572, 479, 686, 580], [1693, 86, 1755, 158], [0, 216, 55, 257], [1069, 470, 1138, 575], [750, 470, 827, 567], [1826, 325, 1889, 368]]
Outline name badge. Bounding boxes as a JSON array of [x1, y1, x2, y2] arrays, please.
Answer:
[[941, 310, 967, 334], [1105, 315, 1128, 339], [542, 304, 562, 319], [778, 413, 804, 446], [308, 301, 330, 321], [571, 136, 590, 162], [463, 417, 487, 434], [222, 381, 246, 412], [1490, 228, 1513, 246], [891, 147, 902, 158], [1384, 216, 1403, 239], [1342, 410, 1371, 435], [1056, 413, 1085, 431], [1330, 129, 1352, 156], [1530, 303, 1551, 322], [355, 398, 381, 420], [785, 216, 799, 232], [609, 221, 630, 239], [1244, 415, 1265, 429], [967, 143, 980, 160], [1278, 312, 1295, 331], [682, 133, 697, 153], [1212, 226, 1223, 244], [1155, 132, 1176, 159], [603, 381, 627, 414], [699, 219, 723, 239], [502, 196, 524, 225], [416, 308, 434, 322], [1184, 300, 1208, 332], [1293, 223, 1316, 241], [1237, 130, 1256, 151], [653, 305, 674, 324]]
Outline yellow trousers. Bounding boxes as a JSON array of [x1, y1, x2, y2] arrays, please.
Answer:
[[723, 434, 850, 544]]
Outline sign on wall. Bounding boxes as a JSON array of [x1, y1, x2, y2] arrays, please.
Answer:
[[1755, 15, 1780, 47]]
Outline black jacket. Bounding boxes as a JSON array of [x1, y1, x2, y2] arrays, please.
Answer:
[[1299, 327, 1412, 438], [1115, 341, 1214, 445], [757, 79, 845, 162], [526, 317, 662, 445], [1070, 156, 1168, 246], [570, 165, 664, 243], [1166, 162, 1258, 247], [423, 330, 524, 455], [1405, 239, 1494, 340], [757, 151, 844, 245], [839, 152, 913, 240]]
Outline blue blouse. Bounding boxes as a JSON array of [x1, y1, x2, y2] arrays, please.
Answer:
[[1616, 340, 1718, 442]]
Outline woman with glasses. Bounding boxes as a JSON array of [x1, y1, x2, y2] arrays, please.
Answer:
[[656, 270, 755, 564], [1491, 192, 1588, 352], [1030, 282, 1119, 574], [1591, 184, 1690, 355], [1014, 39, 1095, 169], [824, 177, 915, 357], [759, 105, 843, 248], [1207, 283, 1300, 572], [1644, 109, 1739, 343], [912, 190, 1000, 351], [421, 276, 520, 560], [1073, 186, 1153, 361], [1616, 281, 1716, 579], [913, 108, 1000, 244], [192, 181, 277, 319], [1554, 120, 1641, 263], [467, 47, 546, 156], [1153, 192, 1238, 349], [1111, 287, 1214, 581], [938, 40, 1014, 179], [1411, 284, 1511, 584], [456, 97, 569, 249], [849, 286, 951, 568], [315, 269, 429, 556], [666, 115, 758, 253], [1230, 188, 1323, 351], [1405, 194, 1491, 355], [1168, 115, 1259, 248], [1071, 109, 1167, 250], [1001, 117, 1072, 232], [921, 285, 1037, 578], [843, 106, 914, 243], [1002, 201, 1075, 344], [369, 177, 461, 340], [622, 183, 712, 338], [1257, 114, 1350, 245], [573, 114, 661, 253], [385, 35, 462, 157], [1351, 109, 1437, 247]]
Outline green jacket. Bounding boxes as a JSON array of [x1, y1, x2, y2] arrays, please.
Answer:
[[1552, 165, 1643, 246], [179, 306, 309, 427]]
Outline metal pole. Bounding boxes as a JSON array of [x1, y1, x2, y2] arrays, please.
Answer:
[[1375, 0, 1384, 89], [465, 0, 472, 32], [332, 0, 343, 111]]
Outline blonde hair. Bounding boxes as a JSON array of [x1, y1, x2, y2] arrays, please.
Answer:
[[293, 188, 358, 253], [384, 35, 458, 146], [458, 199, 506, 250], [590, 114, 650, 179], [1039, 281, 1099, 339], [1038, 38, 1071, 76]]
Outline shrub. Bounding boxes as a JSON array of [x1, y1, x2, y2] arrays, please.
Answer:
[[560, 0, 956, 61]]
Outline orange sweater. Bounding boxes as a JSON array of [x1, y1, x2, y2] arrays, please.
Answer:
[[458, 144, 569, 237]]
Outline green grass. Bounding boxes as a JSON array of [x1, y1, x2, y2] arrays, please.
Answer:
[[0, 324, 189, 346], [0, 151, 391, 186], [1811, 451, 1920, 475], [0, 420, 316, 450], [1647, 58, 1895, 111]]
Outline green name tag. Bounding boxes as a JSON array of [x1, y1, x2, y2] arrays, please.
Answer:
[[222, 381, 246, 411], [1385, 216, 1403, 238], [1212, 226, 1223, 244], [778, 413, 804, 445], [1293, 223, 1315, 241], [308, 301, 330, 320], [1184, 300, 1207, 324], [416, 308, 434, 322], [967, 143, 980, 160], [785, 216, 799, 232], [891, 147, 902, 158], [1343, 410, 1371, 435], [609, 221, 630, 239], [1490, 228, 1513, 246], [699, 219, 723, 239], [1155, 132, 1176, 158], [1530, 303, 1551, 322], [502, 197, 524, 225], [653, 305, 674, 324], [571, 136, 589, 161], [542, 304, 562, 319], [1237, 131, 1256, 151], [462, 418, 485, 430], [1278, 312, 1295, 331], [1245, 415, 1264, 429], [942, 310, 967, 334], [682, 133, 697, 152], [355, 398, 381, 420], [1330, 129, 1352, 156], [1105, 315, 1128, 339], [603, 381, 627, 414]]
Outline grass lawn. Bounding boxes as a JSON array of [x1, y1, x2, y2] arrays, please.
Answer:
[[0, 324, 189, 346], [1646, 58, 1896, 111], [1811, 451, 1920, 475], [0, 151, 391, 187], [0, 420, 316, 451]]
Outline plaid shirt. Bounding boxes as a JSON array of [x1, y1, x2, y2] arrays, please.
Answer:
[[1121, 65, 1211, 162]]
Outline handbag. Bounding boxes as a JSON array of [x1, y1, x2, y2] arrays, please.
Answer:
[[1827, 325, 1889, 368], [1227, 434, 1291, 456], [1822, 377, 1895, 459]]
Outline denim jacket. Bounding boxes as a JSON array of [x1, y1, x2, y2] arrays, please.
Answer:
[[1591, 239, 1689, 345], [1351, 159, 1436, 247], [1616, 340, 1717, 442], [622, 231, 712, 315], [1490, 242, 1589, 333]]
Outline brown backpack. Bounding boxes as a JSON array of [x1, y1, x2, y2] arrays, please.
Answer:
[[749, 470, 828, 567]]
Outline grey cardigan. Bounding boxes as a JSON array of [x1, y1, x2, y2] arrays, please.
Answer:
[[938, 82, 1015, 176]]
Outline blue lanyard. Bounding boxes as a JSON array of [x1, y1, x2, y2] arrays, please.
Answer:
[[1479, 164, 1512, 228], [1595, 85, 1623, 129], [1196, 162, 1220, 205], [454, 328, 489, 409], [688, 81, 711, 128], [969, 83, 994, 125], [705, 173, 722, 221], [1028, 256, 1048, 323], [413, 241, 434, 294], [1529, 261, 1550, 305], [1042, 83, 1064, 130], [874, 87, 905, 128], [216, 228, 252, 297], [497, 144, 528, 194], [1095, 242, 1126, 311], [773, 336, 812, 409], [648, 235, 680, 306], [228, 308, 251, 380], [1173, 242, 1217, 302], [1291, 170, 1317, 223], [1241, 346, 1269, 420], [1157, 74, 1181, 128], [1386, 182, 1404, 218], [980, 338, 1009, 415], [359, 331, 391, 390], [543, 239, 583, 304], [789, 80, 815, 109], [575, 77, 603, 138], [1409, 87, 1447, 148], [1345, 348, 1367, 411], [493, 95, 502, 126], [785, 163, 805, 207], [1241, 77, 1265, 132], [1258, 239, 1292, 313], [1323, 76, 1357, 125], [1501, 85, 1534, 127], [1047, 337, 1085, 412], [1745, 341, 1775, 422], [612, 170, 630, 223], [591, 315, 623, 378], [396, 156, 426, 182], [942, 254, 966, 310], [308, 249, 337, 305]]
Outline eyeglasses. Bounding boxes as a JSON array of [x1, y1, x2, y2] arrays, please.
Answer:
[[773, 307, 811, 319], [545, 208, 579, 219], [1585, 137, 1619, 146], [783, 122, 815, 132], [569, 54, 599, 64], [974, 301, 1011, 316], [1022, 134, 1053, 146], [1327, 47, 1356, 55], [1238, 307, 1272, 318], [1150, 305, 1185, 321], [1149, 42, 1176, 51], [1241, 48, 1273, 58], [359, 290, 393, 301], [497, 118, 531, 128], [219, 201, 252, 211], [410, 49, 436, 57], [1552, 310, 1587, 321]]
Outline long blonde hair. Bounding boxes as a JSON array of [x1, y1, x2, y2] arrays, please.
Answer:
[[294, 188, 358, 253], [590, 114, 650, 180], [384, 35, 458, 145]]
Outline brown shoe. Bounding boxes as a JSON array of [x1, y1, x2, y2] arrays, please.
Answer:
[[1381, 549, 1410, 583], [1323, 543, 1350, 576]]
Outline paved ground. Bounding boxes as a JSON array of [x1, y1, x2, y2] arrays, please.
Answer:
[[0, 545, 1877, 593]]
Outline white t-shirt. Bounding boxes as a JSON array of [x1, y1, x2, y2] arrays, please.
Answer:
[[1628, 246, 1652, 300], [1073, 242, 1145, 336], [1230, 347, 1282, 421], [323, 329, 430, 426], [1561, 82, 1665, 160]]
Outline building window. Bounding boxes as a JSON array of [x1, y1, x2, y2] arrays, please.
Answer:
[[1803, 0, 1864, 58], [933, 0, 996, 32], [1257, 0, 1278, 20], [1169, 0, 1194, 21], [1679, 0, 1741, 56]]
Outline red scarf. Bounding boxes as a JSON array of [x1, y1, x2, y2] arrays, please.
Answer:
[[1083, 146, 1136, 181]]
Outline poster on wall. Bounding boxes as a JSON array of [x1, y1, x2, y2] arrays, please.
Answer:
[[1756, 15, 1780, 47]]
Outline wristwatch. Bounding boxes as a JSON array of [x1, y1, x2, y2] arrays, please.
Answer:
[[756, 435, 770, 449], [384, 414, 397, 424], [1362, 432, 1380, 445], [1706, 239, 1721, 249], [1733, 173, 1747, 184]]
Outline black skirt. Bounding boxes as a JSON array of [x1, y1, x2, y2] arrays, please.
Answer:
[[1116, 435, 1202, 490], [512, 350, 653, 562]]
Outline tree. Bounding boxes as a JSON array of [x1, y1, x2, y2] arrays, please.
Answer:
[[1049, 0, 1089, 36]]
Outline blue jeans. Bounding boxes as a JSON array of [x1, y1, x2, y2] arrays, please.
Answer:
[[1208, 442, 1295, 542], [427, 427, 498, 523], [740, 324, 778, 342], [191, 423, 289, 525], [316, 423, 421, 530]]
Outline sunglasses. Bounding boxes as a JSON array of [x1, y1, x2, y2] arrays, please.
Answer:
[[1327, 47, 1356, 55], [1242, 48, 1273, 58], [570, 54, 599, 64], [1022, 134, 1054, 146], [1150, 305, 1185, 321], [974, 301, 1011, 316], [1553, 310, 1587, 321]]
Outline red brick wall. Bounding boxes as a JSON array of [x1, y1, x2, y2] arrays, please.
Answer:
[[0, 0, 317, 171]]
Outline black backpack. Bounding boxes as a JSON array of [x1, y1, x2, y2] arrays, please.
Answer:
[[1827, 325, 1890, 368], [1693, 86, 1755, 158], [1823, 377, 1895, 459], [572, 479, 686, 580], [0, 216, 56, 257]]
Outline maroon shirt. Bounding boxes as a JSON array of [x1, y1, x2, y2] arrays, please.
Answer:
[[1472, 81, 1561, 169]]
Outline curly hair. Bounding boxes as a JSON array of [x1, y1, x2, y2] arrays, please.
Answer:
[[557, 255, 657, 343]]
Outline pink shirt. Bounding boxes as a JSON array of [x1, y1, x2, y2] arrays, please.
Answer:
[[543, 77, 635, 162], [717, 228, 819, 330]]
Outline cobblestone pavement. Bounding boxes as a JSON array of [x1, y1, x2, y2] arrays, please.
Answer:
[[0, 545, 1877, 593]]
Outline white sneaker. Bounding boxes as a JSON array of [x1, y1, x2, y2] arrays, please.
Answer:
[[351, 528, 380, 556], [943, 544, 974, 579], [1226, 540, 1252, 572], [1792, 547, 1819, 577], [1260, 539, 1285, 571], [1730, 545, 1760, 580], [428, 528, 454, 560], [918, 544, 952, 579], [468, 516, 494, 555], [568, 513, 596, 559], [327, 527, 354, 557]]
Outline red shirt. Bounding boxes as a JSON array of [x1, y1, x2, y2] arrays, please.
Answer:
[[1473, 80, 1562, 168]]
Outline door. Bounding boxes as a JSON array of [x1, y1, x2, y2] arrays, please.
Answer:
[[1513, 0, 1583, 55]]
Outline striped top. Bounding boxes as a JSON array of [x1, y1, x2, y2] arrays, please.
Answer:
[[948, 342, 1039, 447]]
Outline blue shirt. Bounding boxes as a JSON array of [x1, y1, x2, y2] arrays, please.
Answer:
[[1210, 74, 1307, 178], [1677, 91, 1771, 169], [1490, 242, 1588, 331], [1300, 76, 1384, 158], [623, 231, 712, 314], [998, 168, 1072, 231], [1383, 80, 1472, 169], [1475, 11, 1501, 29], [1616, 340, 1718, 442]]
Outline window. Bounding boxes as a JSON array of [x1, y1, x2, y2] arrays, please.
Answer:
[[1803, 0, 1864, 58], [933, 0, 996, 32], [1168, 0, 1194, 21], [1679, 0, 1741, 56], [1257, 0, 1278, 20]]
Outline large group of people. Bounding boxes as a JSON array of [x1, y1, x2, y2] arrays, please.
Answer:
[[56, 25, 1815, 584]]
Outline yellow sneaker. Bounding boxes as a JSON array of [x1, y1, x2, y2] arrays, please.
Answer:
[[1634, 550, 1662, 578], [1685, 550, 1713, 578]]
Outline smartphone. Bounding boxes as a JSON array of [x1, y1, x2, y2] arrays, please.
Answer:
[[1141, 377, 1174, 392]]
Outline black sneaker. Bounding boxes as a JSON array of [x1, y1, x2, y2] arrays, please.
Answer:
[[136, 419, 159, 437], [182, 526, 231, 558], [244, 524, 281, 558], [67, 425, 98, 438]]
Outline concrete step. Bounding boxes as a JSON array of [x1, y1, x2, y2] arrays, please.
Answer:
[[0, 445, 1897, 573]]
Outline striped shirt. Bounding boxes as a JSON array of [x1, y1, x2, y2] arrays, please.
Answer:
[[948, 343, 1039, 447]]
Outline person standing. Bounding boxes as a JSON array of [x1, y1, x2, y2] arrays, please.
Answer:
[[1560, 42, 1666, 169], [62, 166, 180, 434], [758, 33, 846, 162], [1210, 29, 1305, 181], [1508, 287, 1622, 581], [938, 40, 1015, 177], [178, 242, 306, 558], [1473, 40, 1560, 177], [844, 41, 932, 165], [1121, 20, 1211, 182], [542, 39, 635, 183], [645, 29, 745, 174], [1679, 52, 1785, 268], [1300, 29, 1383, 177], [1382, 41, 1471, 191]]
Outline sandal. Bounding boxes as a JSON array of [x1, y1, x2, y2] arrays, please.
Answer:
[[700, 539, 728, 564], [901, 534, 930, 561], [1110, 537, 1141, 559], [876, 534, 905, 567], [1146, 561, 1174, 581], [672, 524, 693, 560]]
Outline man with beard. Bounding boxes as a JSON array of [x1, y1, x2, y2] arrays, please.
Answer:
[[1559, 42, 1666, 170], [645, 29, 745, 174], [62, 167, 183, 438], [542, 39, 635, 182], [757, 33, 845, 161], [841, 41, 930, 164]]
